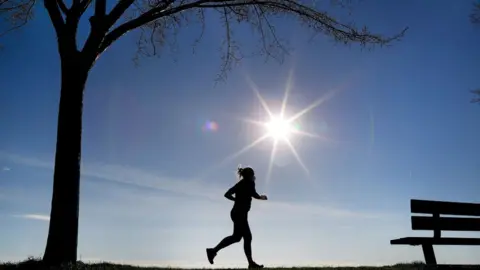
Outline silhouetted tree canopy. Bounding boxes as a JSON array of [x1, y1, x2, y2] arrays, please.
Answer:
[[1, 0, 407, 77]]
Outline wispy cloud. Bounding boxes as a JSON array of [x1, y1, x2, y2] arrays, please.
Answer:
[[258, 200, 387, 219], [2, 166, 11, 171], [0, 151, 394, 220], [0, 152, 52, 168], [14, 214, 50, 221], [0, 151, 221, 200], [82, 163, 223, 201]]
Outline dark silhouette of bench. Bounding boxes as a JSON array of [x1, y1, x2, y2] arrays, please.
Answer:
[[390, 199, 480, 266]]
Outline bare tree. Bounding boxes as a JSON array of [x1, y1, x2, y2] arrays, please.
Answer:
[[471, 1, 480, 104], [471, 0, 480, 24], [1, 0, 407, 266], [471, 89, 480, 103]]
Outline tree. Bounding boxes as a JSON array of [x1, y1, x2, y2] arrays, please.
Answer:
[[471, 1, 480, 104], [471, 89, 480, 104], [471, 0, 480, 24], [1, 0, 407, 266]]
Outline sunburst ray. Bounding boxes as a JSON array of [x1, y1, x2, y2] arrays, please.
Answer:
[[285, 138, 309, 175], [280, 69, 294, 118], [223, 134, 271, 164], [240, 118, 268, 127], [265, 139, 278, 185], [197, 134, 270, 180], [287, 89, 337, 124], [200, 73, 336, 182], [247, 76, 274, 118], [291, 129, 327, 140]]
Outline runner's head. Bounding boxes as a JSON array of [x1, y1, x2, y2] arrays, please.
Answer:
[[237, 166, 255, 181]]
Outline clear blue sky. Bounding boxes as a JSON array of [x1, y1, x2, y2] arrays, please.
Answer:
[[1, 0, 479, 267]]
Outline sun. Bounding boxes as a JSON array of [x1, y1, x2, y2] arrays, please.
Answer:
[[265, 116, 294, 141], [198, 69, 338, 183]]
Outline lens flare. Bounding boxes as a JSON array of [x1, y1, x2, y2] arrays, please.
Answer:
[[202, 120, 219, 132]]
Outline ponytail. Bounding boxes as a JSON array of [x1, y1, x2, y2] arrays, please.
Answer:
[[236, 165, 254, 179], [237, 165, 244, 179]]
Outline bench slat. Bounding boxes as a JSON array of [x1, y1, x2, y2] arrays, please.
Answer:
[[411, 199, 480, 216], [412, 216, 480, 231], [391, 237, 480, 245]]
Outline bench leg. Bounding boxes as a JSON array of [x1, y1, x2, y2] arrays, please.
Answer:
[[421, 244, 437, 265]]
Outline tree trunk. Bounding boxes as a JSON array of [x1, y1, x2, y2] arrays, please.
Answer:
[[43, 50, 90, 266]]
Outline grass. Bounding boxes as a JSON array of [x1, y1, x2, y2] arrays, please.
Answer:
[[0, 259, 479, 270]]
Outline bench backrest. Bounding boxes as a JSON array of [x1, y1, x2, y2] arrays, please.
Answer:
[[410, 199, 480, 238]]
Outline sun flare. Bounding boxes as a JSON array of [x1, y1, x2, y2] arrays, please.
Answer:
[[200, 70, 338, 183], [265, 116, 294, 141]]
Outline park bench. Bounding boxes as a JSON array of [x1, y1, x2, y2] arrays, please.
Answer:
[[390, 199, 480, 266]]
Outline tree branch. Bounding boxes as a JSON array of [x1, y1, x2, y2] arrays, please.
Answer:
[[107, 0, 136, 27], [57, 0, 68, 14], [471, 1, 480, 24], [0, 0, 34, 11], [218, 7, 233, 79], [0, 0, 35, 37], [100, 0, 406, 55], [471, 89, 480, 104], [0, 1, 34, 37], [94, 0, 106, 16], [44, 0, 66, 37], [99, 0, 209, 53], [81, 0, 109, 63], [75, 0, 92, 17], [252, 4, 287, 60], [200, 0, 407, 45]]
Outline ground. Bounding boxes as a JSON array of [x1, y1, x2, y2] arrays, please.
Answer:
[[1, 259, 480, 270]]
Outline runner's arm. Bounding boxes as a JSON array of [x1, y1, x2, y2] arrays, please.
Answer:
[[251, 182, 262, 200], [224, 183, 238, 201]]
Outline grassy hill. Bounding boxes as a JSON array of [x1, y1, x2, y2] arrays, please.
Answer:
[[1, 259, 480, 270]]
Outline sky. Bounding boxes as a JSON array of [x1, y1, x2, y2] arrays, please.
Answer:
[[1, 0, 480, 267]]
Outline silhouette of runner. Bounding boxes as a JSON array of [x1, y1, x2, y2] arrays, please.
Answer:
[[206, 166, 268, 268]]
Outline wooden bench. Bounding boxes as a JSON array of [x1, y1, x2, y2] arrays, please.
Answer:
[[390, 199, 480, 266]]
